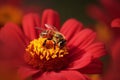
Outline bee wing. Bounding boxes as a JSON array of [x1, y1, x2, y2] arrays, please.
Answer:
[[45, 24, 58, 31], [35, 27, 45, 31]]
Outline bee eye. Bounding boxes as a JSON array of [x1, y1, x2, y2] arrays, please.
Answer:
[[55, 36, 59, 38], [58, 39, 66, 48], [40, 31, 48, 37]]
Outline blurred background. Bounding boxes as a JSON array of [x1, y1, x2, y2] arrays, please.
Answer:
[[0, 0, 120, 80], [0, 0, 103, 27], [23, 0, 97, 26]]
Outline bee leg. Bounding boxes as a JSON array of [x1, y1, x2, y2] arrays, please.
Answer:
[[43, 39, 47, 46], [53, 40, 56, 49]]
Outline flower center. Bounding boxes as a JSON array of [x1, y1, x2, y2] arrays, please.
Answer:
[[24, 37, 69, 71]]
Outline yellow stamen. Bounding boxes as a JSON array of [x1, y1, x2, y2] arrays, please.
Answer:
[[26, 37, 68, 61]]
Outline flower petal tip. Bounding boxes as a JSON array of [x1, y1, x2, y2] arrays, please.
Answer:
[[111, 18, 120, 28], [42, 9, 60, 29]]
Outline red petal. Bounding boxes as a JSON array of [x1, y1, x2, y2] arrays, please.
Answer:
[[85, 42, 106, 58], [77, 32, 96, 50], [68, 52, 92, 69], [79, 59, 103, 74], [35, 72, 66, 80], [41, 9, 60, 30], [60, 18, 83, 41], [60, 70, 90, 80], [111, 38, 120, 60], [67, 29, 96, 63], [22, 13, 40, 40], [86, 5, 110, 24], [68, 28, 95, 49], [35, 70, 89, 80], [18, 66, 40, 80], [0, 22, 25, 67], [100, 0, 120, 17], [111, 18, 120, 28]]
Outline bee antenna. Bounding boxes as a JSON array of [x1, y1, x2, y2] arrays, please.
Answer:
[[35, 27, 45, 31], [45, 24, 58, 31], [45, 24, 52, 29]]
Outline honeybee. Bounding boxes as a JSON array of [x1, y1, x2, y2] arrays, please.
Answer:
[[36, 24, 66, 48], [52, 32, 66, 48]]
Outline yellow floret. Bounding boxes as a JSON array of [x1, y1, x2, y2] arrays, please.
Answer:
[[26, 37, 68, 61]]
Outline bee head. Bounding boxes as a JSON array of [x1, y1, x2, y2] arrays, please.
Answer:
[[40, 31, 48, 38]]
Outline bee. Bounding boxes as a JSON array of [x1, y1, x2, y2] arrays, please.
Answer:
[[36, 24, 66, 48], [52, 32, 66, 48]]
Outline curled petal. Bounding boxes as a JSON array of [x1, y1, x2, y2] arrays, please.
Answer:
[[22, 13, 40, 40], [60, 18, 83, 41], [41, 9, 60, 30]]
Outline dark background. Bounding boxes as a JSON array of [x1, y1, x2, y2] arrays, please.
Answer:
[[23, 0, 100, 26]]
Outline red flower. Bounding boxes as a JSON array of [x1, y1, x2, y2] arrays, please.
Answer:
[[86, 0, 120, 59], [111, 18, 120, 57], [0, 9, 105, 80], [86, 0, 120, 26], [103, 18, 120, 80], [0, 0, 22, 6], [86, 1, 120, 79]]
